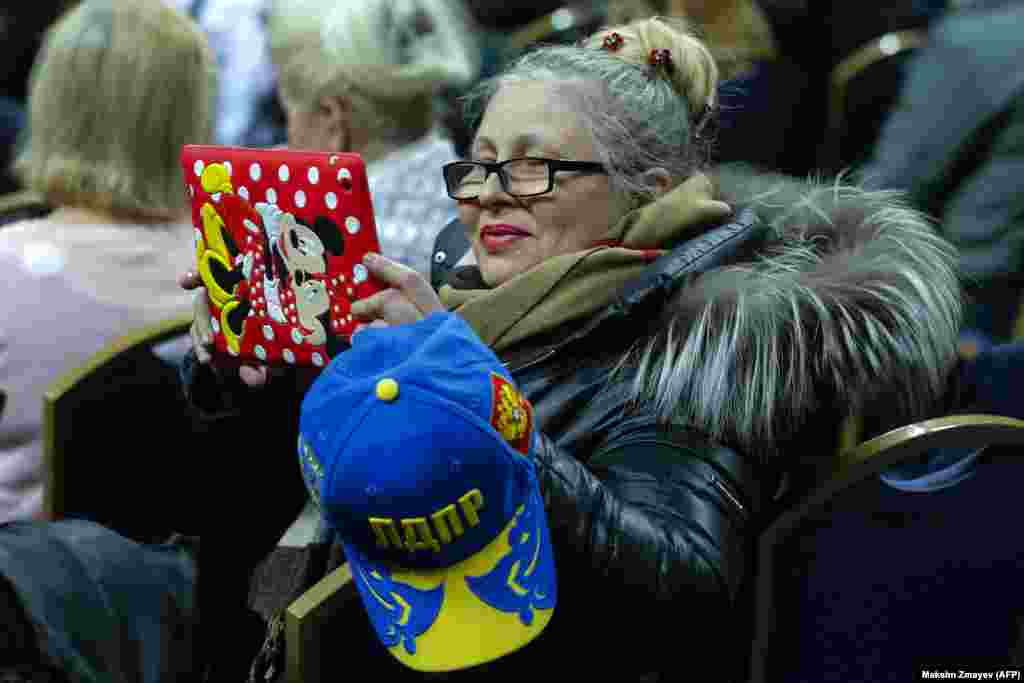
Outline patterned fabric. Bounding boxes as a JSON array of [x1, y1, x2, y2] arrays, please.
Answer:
[[366, 131, 458, 277]]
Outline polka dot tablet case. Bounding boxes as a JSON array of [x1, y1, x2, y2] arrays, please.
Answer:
[[181, 145, 384, 368]]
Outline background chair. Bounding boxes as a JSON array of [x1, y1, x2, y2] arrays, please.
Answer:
[[749, 414, 1024, 683], [41, 314, 202, 544], [0, 189, 50, 229], [817, 29, 928, 175], [284, 561, 426, 683]]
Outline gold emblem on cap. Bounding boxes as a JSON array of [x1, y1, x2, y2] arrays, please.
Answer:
[[376, 378, 399, 402]]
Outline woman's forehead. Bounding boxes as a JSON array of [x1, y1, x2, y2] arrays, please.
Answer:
[[473, 82, 592, 155]]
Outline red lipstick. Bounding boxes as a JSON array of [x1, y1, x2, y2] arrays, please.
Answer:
[[479, 224, 530, 253]]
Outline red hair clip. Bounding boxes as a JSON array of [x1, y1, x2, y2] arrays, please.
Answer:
[[648, 48, 673, 70], [602, 32, 625, 51]]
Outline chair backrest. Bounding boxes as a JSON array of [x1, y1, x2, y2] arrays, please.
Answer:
[[285, 562, 422, 683], [749, 414, 1024, 683], [42, 314, 198, 543], [501, 2, 605, 60], [1015, 295, 1024, 340], [818, 29, 928, 173], [0, 190, 51, 229]]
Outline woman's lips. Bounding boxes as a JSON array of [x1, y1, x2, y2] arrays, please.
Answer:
[[479, 224, 530, 253]]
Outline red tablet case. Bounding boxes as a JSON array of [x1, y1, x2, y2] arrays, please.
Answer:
[[181, 145, 384, 368]]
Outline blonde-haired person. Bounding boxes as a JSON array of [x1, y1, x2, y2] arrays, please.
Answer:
[[184, 16, 961, 680], [265, 0, 480, 277], [0, 0, 216, 523]]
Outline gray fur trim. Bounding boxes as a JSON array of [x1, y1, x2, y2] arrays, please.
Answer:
[[619, 172, 963, 459]]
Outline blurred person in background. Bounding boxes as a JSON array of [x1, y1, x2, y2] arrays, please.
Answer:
[[0, 1, 79, 201], [266, 0, 480, 278], [860, 0, 1024, 344], [0, 520, 199, 683], [165, 0, 285, 147], [0, 0, 216, 523], [757, 0, 947, 175], [607, 0, 948, 177]]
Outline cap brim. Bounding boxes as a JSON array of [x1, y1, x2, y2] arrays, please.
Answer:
[[342, 483, 556, 672]]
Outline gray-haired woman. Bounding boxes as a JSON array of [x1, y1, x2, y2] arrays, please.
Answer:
[[183, 16, 962, 680]]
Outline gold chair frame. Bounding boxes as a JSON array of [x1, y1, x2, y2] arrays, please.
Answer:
[[749, 413, 1024, 683], [41, 314, 193, 521]]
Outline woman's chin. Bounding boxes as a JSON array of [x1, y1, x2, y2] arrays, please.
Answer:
[[479, 260, 521, 288], [477, 248, 541, 288]]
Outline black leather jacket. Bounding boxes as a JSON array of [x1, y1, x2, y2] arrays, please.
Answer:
[[186, 161, 966, 680], [181, 210, 772, 681], [445, 209, 771, 681]]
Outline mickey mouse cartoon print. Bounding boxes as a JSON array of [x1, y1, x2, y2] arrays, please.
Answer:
[[256, 204, 344, 348], [182, 146, 384, 368]]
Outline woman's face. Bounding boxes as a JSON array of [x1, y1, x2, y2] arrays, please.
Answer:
[[282, 97, 342, 152], [457, 81, 623, 287]]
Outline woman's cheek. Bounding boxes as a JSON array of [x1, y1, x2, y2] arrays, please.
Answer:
[[456, 204, 479, 238]]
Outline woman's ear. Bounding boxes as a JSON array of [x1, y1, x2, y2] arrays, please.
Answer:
[[319, 95, 351, 152], [644, 168, 674, 197]]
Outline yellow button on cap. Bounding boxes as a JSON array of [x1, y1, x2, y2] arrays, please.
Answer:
[[376, 378, 399, 402]]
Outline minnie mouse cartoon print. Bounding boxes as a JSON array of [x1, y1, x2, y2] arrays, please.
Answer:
[[182, 146, 384, 368]]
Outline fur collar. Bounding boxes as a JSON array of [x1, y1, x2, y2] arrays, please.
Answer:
[[617, 167, 963, 460]]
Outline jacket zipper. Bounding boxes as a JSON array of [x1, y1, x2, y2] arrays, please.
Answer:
[[596, 430, 751, 522]]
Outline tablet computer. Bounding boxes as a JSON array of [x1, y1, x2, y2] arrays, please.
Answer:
[[181, 145, 384, 368]]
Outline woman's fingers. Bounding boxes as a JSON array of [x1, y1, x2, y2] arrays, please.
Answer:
[[350, 288, 423, 326], [191, 290, 214, 364], [351, 319, 391, 338], [364, 253, 444, 315], [239, 365, 270, 387], [179, 270, 203, 291]]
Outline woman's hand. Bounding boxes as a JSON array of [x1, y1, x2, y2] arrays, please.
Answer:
[[349, 253, 445, 331], [178, 270, 271, 387], [179, 270, 214, 363]]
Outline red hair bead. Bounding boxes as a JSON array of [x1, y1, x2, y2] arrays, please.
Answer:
[[648, 48, 673, 70], [602, 32, 625, 51]]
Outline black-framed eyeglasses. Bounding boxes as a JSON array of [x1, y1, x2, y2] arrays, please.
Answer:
[[442, 157, 608, 200]]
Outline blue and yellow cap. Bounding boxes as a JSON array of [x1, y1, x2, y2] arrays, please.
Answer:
[[298, 312, 556, 672]]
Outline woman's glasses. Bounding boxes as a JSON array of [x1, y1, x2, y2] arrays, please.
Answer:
[[442, 157, 607, 200]]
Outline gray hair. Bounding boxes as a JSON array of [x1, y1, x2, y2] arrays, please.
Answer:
[[463, 17, 718, 202]]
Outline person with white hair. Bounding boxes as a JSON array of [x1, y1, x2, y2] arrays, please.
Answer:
[[266, 0, 481, 277]]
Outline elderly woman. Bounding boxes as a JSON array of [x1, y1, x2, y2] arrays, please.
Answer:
[[266, 0, 479, 277], [0, 0, 215, 523], [183, 16, 962, 680]]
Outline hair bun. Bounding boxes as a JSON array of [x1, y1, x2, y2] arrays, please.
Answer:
[[589, 17, 719, 124]]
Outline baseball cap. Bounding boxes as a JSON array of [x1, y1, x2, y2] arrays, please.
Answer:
[[297, 311, 557, 672]]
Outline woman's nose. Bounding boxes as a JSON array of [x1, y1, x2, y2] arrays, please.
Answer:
[[477, 170, 512, 205]]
